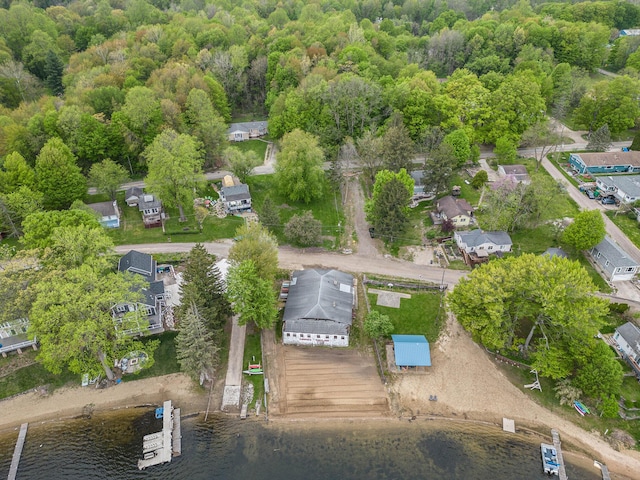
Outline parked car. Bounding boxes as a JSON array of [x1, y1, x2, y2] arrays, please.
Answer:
[[601, 196, 616, 205], [586, 190, 595, 199]]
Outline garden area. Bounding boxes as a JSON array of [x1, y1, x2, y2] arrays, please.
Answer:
[[246, 174, 344, 249]]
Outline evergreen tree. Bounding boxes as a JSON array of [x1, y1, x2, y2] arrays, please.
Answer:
[[44, 51, 64, 96], [258, 195, 281, 232], [176, 303, 219, 384], [587, 124, 612, 152], [179, 243, 229, 331]]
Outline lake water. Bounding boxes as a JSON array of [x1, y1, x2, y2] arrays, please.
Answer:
[[0, 409, 605, 479]]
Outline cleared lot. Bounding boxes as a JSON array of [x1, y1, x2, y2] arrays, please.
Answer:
[[273, 346, 389, 418]]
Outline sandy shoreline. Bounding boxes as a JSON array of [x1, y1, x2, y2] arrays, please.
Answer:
[[2, 315, 640, 479]]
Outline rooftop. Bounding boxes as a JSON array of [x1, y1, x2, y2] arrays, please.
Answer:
[[617, 322, 640, 351], [456, 229, 512, 248], [592, 236, 639, 268], [392, 335, 431, 367], [138, 194, 162, 211], [227, 121, 268, 133], [596, 175, 640, 198], [119, 250, 156, 283], [87, 201, 118, 217], [221, 183, 251, 201], [573, 152, 640, 168], [437, 195, 473, 219]]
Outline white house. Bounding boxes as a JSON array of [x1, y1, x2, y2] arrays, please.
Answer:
[[125, 186, 144, 207], [590, 236, 640, 282], [613, 322, 640, 377], [454, 229, 512, 256], [595, 175, 640, 204], [282, 269, 355, 347]]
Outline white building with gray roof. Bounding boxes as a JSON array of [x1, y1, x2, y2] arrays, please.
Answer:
[[454, 229, 512, 257], [595, 175, 640, 204], [590, 236, 639, 282], [614, 321, 640, 377], [282, 269, 355, 347]]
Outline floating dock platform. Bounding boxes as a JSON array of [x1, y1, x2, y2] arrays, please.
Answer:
[[551, 429, 568, 480], [8, 423, 28, 480], [137, 400, 181, 470]]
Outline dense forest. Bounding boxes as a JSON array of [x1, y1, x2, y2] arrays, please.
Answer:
[[1, 0, 640, 197]]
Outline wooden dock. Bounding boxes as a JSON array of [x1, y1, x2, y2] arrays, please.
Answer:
[[138, 400, 181, 470], [551, 429, 568, 480], [8, 423, 28, 480]]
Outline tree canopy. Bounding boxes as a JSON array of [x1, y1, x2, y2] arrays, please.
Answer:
[[226, 259, 277, 329], [228, 222, 279, 281], [275, 129, 325, 204], [562, 210, 605, 251]]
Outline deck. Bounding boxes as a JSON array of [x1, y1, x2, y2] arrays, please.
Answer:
[[137, 400, 181, 470], [8, 423, 28, 480], [551, 429, 568, 480]]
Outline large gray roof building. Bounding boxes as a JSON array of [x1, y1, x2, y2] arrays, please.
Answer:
[[590, 236, 639, 282], [282, 269, 355, 347]]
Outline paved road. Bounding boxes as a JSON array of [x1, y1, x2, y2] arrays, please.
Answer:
[[540, 157, 640, 264]]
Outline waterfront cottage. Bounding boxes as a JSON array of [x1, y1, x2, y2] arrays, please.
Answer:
[[613, 322, 640, 378], [589, 236, 640, 282], [282, 269, 355, 347]]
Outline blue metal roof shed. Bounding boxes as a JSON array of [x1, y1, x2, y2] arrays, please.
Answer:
[[392, 335, 431, 367]]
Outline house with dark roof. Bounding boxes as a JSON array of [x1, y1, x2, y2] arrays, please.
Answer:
[[454, 229, 512, 256], [219, 183, 252, 213], [436, 195, 474, 227], [391, 335, 431, 370], [138, 194, 163, 227], [125, 186, 144, 207], [613, 322, 640, 378], [114, 250, 165, 335], [227, 121, 268, 142], [589, 236, 639, 282], [497, 164, 531, 185], [87, 200, 120, 228], [282, 269, 355, 347], [569, 152, 640, 175]]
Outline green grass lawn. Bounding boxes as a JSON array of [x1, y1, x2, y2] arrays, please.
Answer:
[[0, 351, 77, 399], [549, 153, 580, 187], [95, 190, 245, 245], [227, 140, 268, 166], [387, 202, 431, 256], [122, 331, 180, 382], [367, 288, 444, 343], [606, 210, 640, 250], [246, 174, 344, 247], [449, 172, 481, 205], [242, 331, 264, 403]]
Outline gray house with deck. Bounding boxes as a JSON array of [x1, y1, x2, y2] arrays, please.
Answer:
[[589, 236, 639, 282], [614, 322, 640, 378]]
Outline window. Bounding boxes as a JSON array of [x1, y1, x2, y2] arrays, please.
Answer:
[[627, 267, 635, 272], [286, 333, 290, 337], [325, 335, 329, 339], [488, 246, 493, 250], [317, 335, 320, 338], [334, 336, 337, 339], [341, 336, 345, 339]]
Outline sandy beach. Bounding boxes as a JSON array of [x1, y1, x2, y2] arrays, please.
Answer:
[[2, 315, 640, 478]]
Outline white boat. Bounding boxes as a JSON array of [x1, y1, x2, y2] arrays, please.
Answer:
[[541, 443, 559, 476]]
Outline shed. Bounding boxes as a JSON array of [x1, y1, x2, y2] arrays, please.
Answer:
[[391, 335, 431, 368]]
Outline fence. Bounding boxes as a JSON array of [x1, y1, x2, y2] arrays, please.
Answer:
[[363, 277, 447, 291]]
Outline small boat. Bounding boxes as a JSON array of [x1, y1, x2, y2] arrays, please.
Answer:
[[573, 400, 590, 416], [243, 364, 263, 375], [541, 443, 560, 476]]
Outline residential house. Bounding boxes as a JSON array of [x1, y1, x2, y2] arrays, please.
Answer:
[[589, 236, 640, 282], [219, 179, 252, 214], [125, 186, 144, 207], [138, 194, 163, 228], [391, 335, 431, 370], [0, 318, 38, 358], [620, 29, 640, 36], [569, 152, 640, 175], [282, 269, 355, 347], [436, 195, 474, 227], [87, 200, 120, 228], [455, 229, 512, 265], [613, 321, 640, 377], [497, 165, 531, 185], [595, 175, 640, 204], [114, 250, 166, 334], [226, 121, 268, 142]]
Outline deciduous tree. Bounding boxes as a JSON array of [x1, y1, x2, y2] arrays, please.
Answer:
[[22, 209, 100, 249], [562, 210, 605, 251], [284, 211, 322, 246], [275, 129, 325, 204], [381, 119, 414, 172], [423, 143, 455, 196], [0, 152, 35, 193], [144, 129, 205, 222], [363, 310, 394, 339], [88, 159, 130, 201], [223, 147, 258, 184], [228, 222, 278, 281], [226, 260, 277, 329]]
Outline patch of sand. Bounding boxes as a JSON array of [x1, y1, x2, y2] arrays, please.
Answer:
[[391, 313, 640, 479]]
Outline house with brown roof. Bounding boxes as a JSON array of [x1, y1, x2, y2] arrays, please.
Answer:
[[435, 195, 474, 227], [569, 151, 640, 175], [497, 164, 531, 185]]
